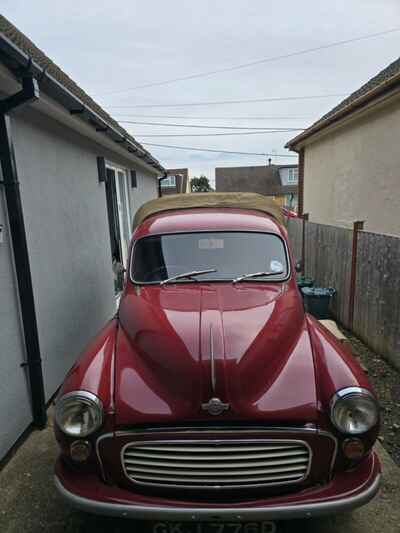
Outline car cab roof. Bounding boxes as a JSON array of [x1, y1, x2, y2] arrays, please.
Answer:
[[133, 207, 286, 240]]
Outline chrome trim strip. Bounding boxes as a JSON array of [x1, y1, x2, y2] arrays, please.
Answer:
[[56, 390, 103, 406], [332, 386, 376, 399], [95, 432, 114, 482], [124, 453, 309, 466], [124, 448, 308, 460], [128, 472, 305, 486], [210, 324, 216, 395], [120, 438, 313, 490], [120, 438, 311, 447], [54, 472, 381, 521], [114, 426, 318, 437], [330, 387, 377, 410], [318, 429, 339, 477]]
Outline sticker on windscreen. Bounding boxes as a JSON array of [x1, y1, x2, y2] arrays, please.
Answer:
[[198, 238, 224, 249], [270, 260, 283, 272]]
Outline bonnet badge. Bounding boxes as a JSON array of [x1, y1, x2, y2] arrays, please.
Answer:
[[201, 397, 230, 416]]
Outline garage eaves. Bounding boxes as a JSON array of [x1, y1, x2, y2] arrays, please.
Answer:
[[0, 15, 165, 174]]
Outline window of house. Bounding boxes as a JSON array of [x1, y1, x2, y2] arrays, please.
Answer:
[[288, 168, 298, 183], [162, 175, 177, 187], [105, 164, 132, 293]]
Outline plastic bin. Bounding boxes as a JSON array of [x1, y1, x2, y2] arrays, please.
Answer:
[[301, 287, 336, 319], [296, 276, 314, 289]]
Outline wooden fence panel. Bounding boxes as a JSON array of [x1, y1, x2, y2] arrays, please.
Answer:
[[288, 218, 400, 370], [304, 222, 353, 326], [286, 217, 303, 261], [353, 231, 400, 370]]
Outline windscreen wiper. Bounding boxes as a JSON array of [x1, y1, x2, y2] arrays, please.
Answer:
[[160, 269, 217, 286], [232, 270, 284, 284]]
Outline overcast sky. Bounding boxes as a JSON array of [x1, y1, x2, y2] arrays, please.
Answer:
[[2, 1, 400, 183]]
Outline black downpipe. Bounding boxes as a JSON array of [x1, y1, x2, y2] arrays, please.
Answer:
[[0, 76, 47, 428], [158, 172, 168, 197]]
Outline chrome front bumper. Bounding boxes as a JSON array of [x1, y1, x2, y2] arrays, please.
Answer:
[[54, 472, 381, 521]]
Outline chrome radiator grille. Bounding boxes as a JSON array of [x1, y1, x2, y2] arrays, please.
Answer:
[[122, 439, 311, 488]]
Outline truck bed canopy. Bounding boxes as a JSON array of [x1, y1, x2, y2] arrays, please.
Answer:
[[133, 192, 284, 228]]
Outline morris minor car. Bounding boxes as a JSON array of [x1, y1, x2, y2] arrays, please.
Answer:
[[54, 192, 381, 528]]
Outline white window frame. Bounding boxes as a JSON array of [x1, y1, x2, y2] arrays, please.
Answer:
[[287, 168, 298, 183], [106, 163, 131, 266], [162, 175, 177, 187]]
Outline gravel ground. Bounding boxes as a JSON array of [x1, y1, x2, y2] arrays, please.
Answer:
[[343, 329, 400, 466]]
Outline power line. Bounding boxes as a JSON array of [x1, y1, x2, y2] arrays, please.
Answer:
[[141, 142, 297, 158], [113, 113, 314, 120], [135, 130, 303, 138], [106, 93, 346, 109], [119, 119, 305, 130], [100, 28, 400, 95]]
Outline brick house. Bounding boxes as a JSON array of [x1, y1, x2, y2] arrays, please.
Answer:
[[160, 168, 189, 195], [215, 163, 298, 210]]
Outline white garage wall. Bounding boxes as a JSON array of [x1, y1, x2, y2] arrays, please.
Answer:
[[10, 107, 159, 401], [0, 179, 33, 458], [128, 167, 159, 223]]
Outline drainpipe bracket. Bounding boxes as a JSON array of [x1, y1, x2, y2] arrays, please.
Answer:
[[15, 57, 33, 77], [20, 358, 42, 368], [0, 76, 39, 114], [0, 180, 19, 186]]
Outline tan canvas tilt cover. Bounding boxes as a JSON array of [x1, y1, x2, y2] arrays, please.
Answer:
[[133, 192, 284, 228]]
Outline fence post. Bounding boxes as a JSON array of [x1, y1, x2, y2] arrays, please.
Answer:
[[298, 148, 305, 216], [301, 213, 309, 275], [348, 220, 364, 329]]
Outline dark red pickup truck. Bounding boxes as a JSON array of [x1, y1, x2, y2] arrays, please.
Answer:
[[53, 193, 380, 527]]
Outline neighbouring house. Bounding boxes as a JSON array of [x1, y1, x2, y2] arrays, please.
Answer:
[[277, 165, 299, 210], [160, 168, 189, 195], [215, 163, 298, 210], [0, 16, 164, 460], [286, 57, 400, 235]]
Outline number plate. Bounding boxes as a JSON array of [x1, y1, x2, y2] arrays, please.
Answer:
[[148, 522, 277, 533]]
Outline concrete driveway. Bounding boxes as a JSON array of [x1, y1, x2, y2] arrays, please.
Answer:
[[1, 415, 399, 533]]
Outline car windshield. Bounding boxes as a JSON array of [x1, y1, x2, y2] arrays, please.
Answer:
[[131, 232, 288, 283]]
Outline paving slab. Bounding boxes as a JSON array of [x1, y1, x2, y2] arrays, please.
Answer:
[[0, 415, 399, 533]]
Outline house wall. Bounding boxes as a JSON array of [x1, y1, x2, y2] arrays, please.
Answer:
[[215, 166, 280, 195], [303, 96, 400, 235], [9, 106, 157, 401], [161, 178, 185, 195], [130, 167, 158, 218], [161, 168, 189, 196]]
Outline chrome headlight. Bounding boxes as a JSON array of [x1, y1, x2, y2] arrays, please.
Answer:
[[330, 387, 379, 434], [55, 391, 103, 437]]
